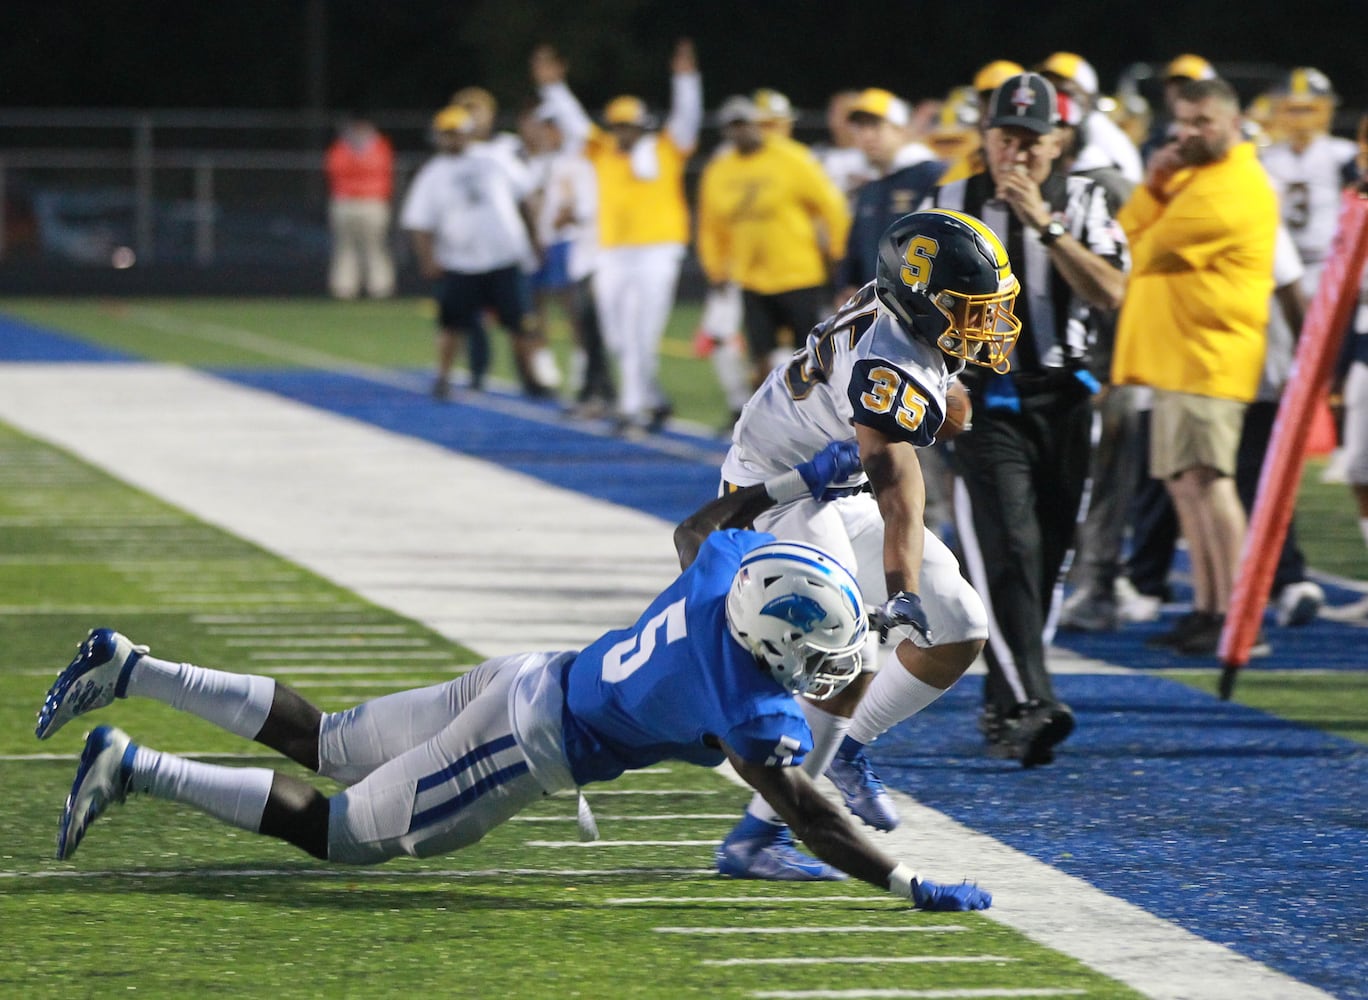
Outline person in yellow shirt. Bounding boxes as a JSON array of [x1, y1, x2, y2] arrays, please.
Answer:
[[533, 40, 702, 436], [696, 95, 851, 389], [1112, 77, 1279, 656]]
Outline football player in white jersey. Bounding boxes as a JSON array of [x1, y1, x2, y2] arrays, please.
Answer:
[[1261, 68, 1359, 296], [705, 208, 1022, 878]]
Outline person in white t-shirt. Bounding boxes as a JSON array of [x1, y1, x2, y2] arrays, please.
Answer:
[[400, 105, 555, 401], [531, 109, 614, 414], [1261, 68, 1360, 297]]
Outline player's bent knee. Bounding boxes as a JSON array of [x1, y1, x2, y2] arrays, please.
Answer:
[[259, 773, 332, 859]]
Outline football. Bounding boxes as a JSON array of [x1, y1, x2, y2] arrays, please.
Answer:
[[940, 380, 973, 439]]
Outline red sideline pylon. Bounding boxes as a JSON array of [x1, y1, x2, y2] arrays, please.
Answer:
[[1220, 189, 1368, 698]]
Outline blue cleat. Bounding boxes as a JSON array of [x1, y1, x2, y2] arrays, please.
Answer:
[[35, 629, 148, 740], [825, 745, 901, 832], [57, 725, 135, 861], [912, 876, 993, 912], [715, 814, 847, 882]]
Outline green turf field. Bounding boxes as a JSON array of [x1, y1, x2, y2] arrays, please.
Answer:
[[2, 296, 1364, 997], [0, 423, 1147, 998]]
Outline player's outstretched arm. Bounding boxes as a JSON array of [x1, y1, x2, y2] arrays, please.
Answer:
[[722, 742, 991, 911], [673, 441, 861, 568]]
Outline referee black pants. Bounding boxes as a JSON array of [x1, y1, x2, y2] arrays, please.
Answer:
[[953, 387, 1094, 714]]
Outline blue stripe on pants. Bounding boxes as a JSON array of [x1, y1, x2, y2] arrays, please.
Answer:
[[409, 760, 530, 833], [414, 733, 517, 795]]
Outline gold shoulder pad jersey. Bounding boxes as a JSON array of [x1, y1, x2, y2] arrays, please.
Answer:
[[722, 284, 950, 486]]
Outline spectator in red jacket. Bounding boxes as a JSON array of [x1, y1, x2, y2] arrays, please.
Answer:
[[325, 116, 396, 300]]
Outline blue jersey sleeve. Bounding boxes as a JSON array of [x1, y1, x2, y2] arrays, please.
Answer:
[[848, 358, 945, 447], [723, 712, 812, 768]]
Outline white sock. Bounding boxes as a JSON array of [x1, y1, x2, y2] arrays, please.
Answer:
[[128, 745, 273, 833], [125, 655, 275, 741], [847, 667, 947, 745], [745, 702, 850, 824], [1359, 517, 1368, 550], [711, 340, 752, 411]]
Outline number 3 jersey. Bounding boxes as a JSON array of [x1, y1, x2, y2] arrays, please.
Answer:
[[558, 529, 812, 786], [722, 283, 951, 489]]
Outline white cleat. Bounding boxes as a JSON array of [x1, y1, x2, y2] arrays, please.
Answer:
[[35, 628, 148, 740], [57, 725, 134, 861], [1275, 581, 1324, 628]]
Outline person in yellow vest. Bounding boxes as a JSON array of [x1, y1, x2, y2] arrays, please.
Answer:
[[533, 40, 702, 436], [1112, 77, 1279, 656], [697, 94, 851, 391]]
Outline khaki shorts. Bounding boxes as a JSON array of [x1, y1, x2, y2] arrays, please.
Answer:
[[1150, 389, 1246, 479]]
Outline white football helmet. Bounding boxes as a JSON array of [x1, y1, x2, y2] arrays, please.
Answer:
[[726, 541, 867, 700]]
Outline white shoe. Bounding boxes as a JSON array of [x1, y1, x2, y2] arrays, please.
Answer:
[[1115, 577, 1162, 623], [1321, 594, 1368, 624], [1320, 448, 1349, 485], [36, 629, 149, 740], [531, 347, 562, 389], [1275, 581, 1325, 628], [57, 725, 133, 861]]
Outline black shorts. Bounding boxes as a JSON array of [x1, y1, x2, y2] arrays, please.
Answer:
[[742, 286, 828, 362], [437, 266, 533, 335]]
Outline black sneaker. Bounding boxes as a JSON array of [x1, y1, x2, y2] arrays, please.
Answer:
[[979, 704, 1019, 759], [1010, 701, 1075, 768], [1175, 614, 1226, 656], [646, 403, 674, 434], [1145, 611, 1216, 648]]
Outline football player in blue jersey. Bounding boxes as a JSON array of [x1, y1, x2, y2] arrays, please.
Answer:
[[36, 441, 990, 912]]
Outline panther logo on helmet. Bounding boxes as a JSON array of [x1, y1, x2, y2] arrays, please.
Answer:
[[726, 541, 867, 701], [874, 209, 1022, 374]]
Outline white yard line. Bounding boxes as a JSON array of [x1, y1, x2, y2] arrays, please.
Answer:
[[750, 990, 1084, 999], [526, 839, 721, 848], [655, 926, 966, 935], [704, 957, 1013, 967], [0, 363, 1335, 1000], [608, 895, 904, 905], [0, 866, 710, 880]]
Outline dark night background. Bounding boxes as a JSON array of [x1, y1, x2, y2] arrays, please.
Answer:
[[2, 0, 1364, 119]]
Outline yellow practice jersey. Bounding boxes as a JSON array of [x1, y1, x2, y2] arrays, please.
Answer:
[[1112, 142, 1278, 401], [585, 131, 692, 248], [696, 137, 851, 295]]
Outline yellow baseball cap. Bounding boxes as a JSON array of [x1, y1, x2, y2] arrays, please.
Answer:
[[752, 88, 794, 122], [431, 105, 474, 134], [604, 95, 649, 127], [1039, 52, 1099, 95], [974, 60, 1025, 95], [1164, 54, 1216, 82], [847, 88, 910, 127]]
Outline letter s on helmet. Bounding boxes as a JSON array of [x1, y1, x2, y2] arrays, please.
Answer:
[[875, 208, 1022, 375], [726, 541, 867, 701]]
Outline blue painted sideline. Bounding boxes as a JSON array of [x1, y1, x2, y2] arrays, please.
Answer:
[[4, 316, 1366, 999], [0, 316, 135, 362]]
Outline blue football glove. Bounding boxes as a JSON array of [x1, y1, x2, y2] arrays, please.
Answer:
[[795, 440, 862, 501], [912, 878, 993, 912], [872, 591, 932, 645]]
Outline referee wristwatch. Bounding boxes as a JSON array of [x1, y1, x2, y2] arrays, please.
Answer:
[[1039, 219, 1067, 246]]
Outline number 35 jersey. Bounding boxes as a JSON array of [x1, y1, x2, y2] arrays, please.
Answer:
[[722, 283, 951, 488]]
